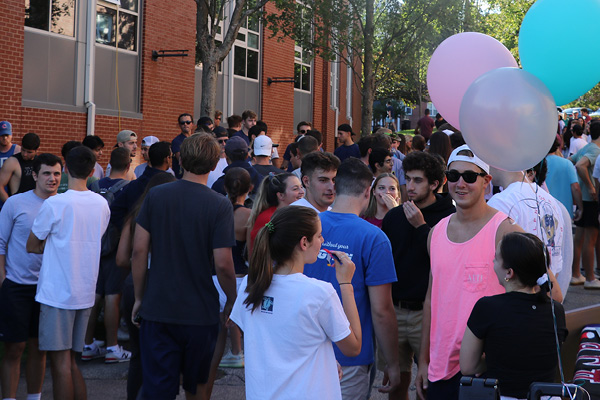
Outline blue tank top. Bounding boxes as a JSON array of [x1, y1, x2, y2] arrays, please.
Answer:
[[0, 144, 16, 168]]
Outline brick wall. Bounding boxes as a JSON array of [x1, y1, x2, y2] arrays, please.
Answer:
[[260, 2, 296, 152], [1, 0, 362, 169]]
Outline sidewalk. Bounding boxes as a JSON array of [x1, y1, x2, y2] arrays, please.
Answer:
[[15, 359, 408, 399]]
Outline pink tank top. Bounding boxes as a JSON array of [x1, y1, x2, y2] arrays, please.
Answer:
[[428, 211, 507, 382]]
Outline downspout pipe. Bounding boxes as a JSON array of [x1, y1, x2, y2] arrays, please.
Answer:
[[85, 0, 97, 136]]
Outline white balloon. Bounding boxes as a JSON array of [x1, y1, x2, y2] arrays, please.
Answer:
[[459, 67, 557, 172]]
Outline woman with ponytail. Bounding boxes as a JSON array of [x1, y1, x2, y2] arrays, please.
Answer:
[[460, 232, 568, 400], [246, 172, 304, 256], [230, 206, 362, 400]]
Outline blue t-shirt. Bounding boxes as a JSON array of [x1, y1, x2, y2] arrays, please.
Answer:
[[0, 190, 44, 285], [0, 144, 16, 168], [334, 144, 361, 162], [171, 133, 187, 179], [545, 155, 578, 217], [303, 211, 397, 366]]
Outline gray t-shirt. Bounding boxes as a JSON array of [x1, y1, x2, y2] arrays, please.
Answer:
[[0, 190, 44, 285], [136, 180, 235, 325]]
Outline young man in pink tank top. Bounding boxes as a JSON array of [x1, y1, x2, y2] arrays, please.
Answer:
[[415, 145, 523, 400]]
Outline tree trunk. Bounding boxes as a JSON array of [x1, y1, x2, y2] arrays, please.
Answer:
[[200, 59, 218, 118], [360, 0, 375, 136]]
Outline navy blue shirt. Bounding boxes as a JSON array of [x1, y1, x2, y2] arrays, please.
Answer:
[[171, 133, 187, 179], [211, 161, 263, 197], [110, 166, 163, 230], [231, 130, 250, 146], [334, 144, 361, 162]]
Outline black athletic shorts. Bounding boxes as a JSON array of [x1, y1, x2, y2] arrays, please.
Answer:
[[0, 278, 40, 342], [96, 255, 129, 296], [575, 201, 599, 228]]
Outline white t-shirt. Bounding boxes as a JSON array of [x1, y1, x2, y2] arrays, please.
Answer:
[[32, 190, 110, 309], [488, 181, 565, 274], [231, 274, 350, 400], [207, 157, 229, 188], [570, 137, 587, 156], [290, 197, 331, 213]]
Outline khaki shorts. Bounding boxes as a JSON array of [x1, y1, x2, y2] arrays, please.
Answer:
[[377, 305, 422, 372]]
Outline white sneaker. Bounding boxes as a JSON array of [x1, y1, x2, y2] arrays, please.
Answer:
[[219, 350, 244, 368], [584, 279, 600, 290], [82, 342, 107, 361], [105, 345, 132, 363]]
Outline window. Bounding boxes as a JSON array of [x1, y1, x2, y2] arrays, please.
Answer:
[[294, 7, 311, 92], [96, 0, 139, 52], [233, 15, 260, 80], [25, 0, 76, 37]]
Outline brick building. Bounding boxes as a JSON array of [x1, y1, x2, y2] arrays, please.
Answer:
[[0, 0, 362, 167]]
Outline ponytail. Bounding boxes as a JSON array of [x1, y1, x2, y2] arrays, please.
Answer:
[[244, 206, 319, 312]]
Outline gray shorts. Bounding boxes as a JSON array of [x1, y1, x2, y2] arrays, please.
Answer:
[[38, 304, 92, 352], [340, 364, 372, 400]]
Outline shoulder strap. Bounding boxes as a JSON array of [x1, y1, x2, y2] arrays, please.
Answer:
[[108, 180, 130, 193]]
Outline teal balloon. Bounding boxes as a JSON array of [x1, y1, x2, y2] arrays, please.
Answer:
[[519, 0, 600, 106]]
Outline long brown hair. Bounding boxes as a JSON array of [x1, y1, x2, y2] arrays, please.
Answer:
[[244, 206, 319, 312], [363, 173, 399, 219]]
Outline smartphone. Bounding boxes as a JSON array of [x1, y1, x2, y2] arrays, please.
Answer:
[[133, 313, 142, 324]]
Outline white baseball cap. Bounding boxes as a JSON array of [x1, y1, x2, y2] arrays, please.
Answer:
[[447, 144, 490, 174], [142, 136, 159, 147], [254, 135, 273, 157]]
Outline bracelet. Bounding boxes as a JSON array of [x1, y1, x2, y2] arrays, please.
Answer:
[[339, 282, 352, 285]]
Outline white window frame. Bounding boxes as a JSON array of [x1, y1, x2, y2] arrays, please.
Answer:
[[232, 14, 261, 81], [95, 0, 140, 54], [294, 4, 312, 93]]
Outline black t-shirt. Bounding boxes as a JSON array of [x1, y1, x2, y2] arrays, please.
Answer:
[[467, 291, 568, 398], [137, 180, 235, 326]]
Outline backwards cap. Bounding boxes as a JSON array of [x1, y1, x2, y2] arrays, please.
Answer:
[[447, 144, 490, 174]]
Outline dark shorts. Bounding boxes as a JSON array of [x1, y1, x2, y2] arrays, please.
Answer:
[[574, 201, 599, 228], [427, 372, 462, 400], [0, 278, 40, 342], [139, 320, 219, 398], [96, 255, 129, 296]]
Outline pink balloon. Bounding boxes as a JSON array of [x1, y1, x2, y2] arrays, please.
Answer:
[[427, 32, 518, 130]]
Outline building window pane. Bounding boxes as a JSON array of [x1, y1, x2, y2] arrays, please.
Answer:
[[248, 15, 259, 32], [118, 12, 137, 51], [25, 0, 75, 36], [96, 6, 116, 46], [248, 33, 259, 50], [294, 63, 301, 89], [234, 46, 246, 77], [25, 0, 50, 31], [301, 65, 310, 91], [120, 0, 138, 13], [237, 32, 246, 42], [50, 0, 75, 36], [247, 50, 258, 79]]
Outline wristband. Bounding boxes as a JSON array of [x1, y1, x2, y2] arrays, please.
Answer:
[[339, 282, 352, 285]]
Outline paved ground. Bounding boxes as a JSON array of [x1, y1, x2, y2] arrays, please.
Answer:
[[11, 285, 598, 400]]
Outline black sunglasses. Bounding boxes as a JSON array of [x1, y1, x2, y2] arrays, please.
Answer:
[[445, 169, 487, 184], [179, 120, 192, 125], [217, 139, 228, 144], [299, 129, 308, 134]]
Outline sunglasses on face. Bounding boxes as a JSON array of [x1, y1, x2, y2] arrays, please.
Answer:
[[299, 129, 308, 134], [445, 169, 487, 184], [180, 121, 192, 125], [217, 139, 228, 144]]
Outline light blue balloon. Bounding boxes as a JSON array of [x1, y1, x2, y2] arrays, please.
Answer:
[[519, 0, 600, 106]]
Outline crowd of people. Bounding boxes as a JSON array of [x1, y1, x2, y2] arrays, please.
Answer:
[[0, 108, 580, 400]]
